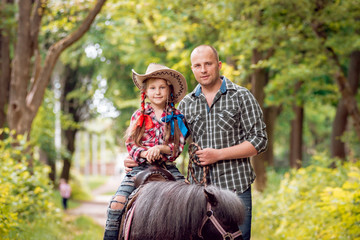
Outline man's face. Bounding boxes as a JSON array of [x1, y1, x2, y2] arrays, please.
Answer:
[[190, 47, 222, 88]]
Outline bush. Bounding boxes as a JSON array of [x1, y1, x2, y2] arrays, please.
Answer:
[[253, 154, 360, 240], [0, 129, 60, 238]]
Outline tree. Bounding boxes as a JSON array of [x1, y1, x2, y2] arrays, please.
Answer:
[[6, 0, 106, 142], [0, 0, 14, 133], [310, 0, 360, 142], [331, 51, 360, 161]]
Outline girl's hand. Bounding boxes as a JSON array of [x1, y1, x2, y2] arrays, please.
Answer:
[[146, 146, 161, 163]]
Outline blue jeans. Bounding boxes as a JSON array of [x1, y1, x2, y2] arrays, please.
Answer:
[[238, 186, 252, 240]]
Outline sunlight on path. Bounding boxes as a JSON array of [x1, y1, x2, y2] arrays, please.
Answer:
[[67, 173, 124, 227]]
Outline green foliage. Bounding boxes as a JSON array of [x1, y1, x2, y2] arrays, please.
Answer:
[[31, 89, 57, 161], [5, 214, 103, 240], [0, 2, 17, 31], [84, 175, 109, 191], [341, 130, 360, 160], [253, 155, 360, 240], [68, 215, 104, 240], [68, 171, 93, 202], [0, 129, 60, 238]]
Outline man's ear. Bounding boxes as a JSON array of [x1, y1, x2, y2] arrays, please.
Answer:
[[204, 188, 218, 207], [218, 61, 222, 70]]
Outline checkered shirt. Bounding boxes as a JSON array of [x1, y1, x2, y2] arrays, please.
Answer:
[[126, 103, 186, 164], [179, 76, 267, 194]]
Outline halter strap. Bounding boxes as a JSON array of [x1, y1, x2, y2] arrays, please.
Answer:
[[198, 202, 242, 240]]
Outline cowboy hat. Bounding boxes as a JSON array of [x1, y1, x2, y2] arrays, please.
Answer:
[[132, 63, 187, 103]]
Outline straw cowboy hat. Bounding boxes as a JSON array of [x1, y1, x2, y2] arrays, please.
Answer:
[[132, 63, 187, 103]]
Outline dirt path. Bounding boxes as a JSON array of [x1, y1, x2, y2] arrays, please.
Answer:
[[67, 173, 124, 227]]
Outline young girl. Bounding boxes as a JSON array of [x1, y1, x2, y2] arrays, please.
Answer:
[[103, 63, 188, 240]]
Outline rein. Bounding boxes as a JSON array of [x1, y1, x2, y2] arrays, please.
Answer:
[[198, 202, 242, 240], [185, 142, 209, 186]]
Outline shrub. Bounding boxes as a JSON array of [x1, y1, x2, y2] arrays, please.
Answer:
[[253, 154, 360, 240], [0, 129, 60, 238]]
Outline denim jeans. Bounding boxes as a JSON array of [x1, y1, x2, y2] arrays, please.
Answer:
[[238, 186, 252, 240]]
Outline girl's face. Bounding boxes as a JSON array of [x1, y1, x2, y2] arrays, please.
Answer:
[[145, 78, 170, 109]]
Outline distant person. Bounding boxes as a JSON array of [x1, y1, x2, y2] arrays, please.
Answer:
[[103, 63, 188, 240], [59, 178, 71, 210]]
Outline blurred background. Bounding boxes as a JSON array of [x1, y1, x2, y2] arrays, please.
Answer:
[[1, 0, 359, 239]]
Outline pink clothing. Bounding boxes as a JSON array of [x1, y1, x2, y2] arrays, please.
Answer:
[[126, 103, 186, 164], [59, 182, 71, 199]]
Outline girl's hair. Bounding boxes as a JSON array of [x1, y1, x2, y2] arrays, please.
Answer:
[[126, 78, 181, 158]]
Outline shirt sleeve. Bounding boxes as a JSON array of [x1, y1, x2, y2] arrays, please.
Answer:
[[239, 90, 268, 154], [125, 110, 148, 164]]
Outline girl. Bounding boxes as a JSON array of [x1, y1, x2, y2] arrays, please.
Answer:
[[103, 63, 188, 240]]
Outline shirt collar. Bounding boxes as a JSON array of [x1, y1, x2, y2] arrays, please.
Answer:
[[194, 76, 228, 97]]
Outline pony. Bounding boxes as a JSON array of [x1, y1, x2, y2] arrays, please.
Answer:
[[121, 180, 245, 240]]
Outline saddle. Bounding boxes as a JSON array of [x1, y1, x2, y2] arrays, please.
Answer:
[[119, 165, 176, 240], [134, 165, 176, 188]]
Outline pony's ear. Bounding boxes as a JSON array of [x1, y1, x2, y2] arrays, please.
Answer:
[[204, 188, 218, 207]]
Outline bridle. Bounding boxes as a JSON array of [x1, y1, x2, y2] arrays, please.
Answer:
[[187, 142, 242, 240], [198, 202, 242, 240]]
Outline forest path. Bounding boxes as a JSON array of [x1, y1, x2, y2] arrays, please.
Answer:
[[67, 173, 124, 227]]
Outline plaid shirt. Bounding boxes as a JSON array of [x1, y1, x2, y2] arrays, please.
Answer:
[[126, 103, 186, 164], [179, 76, 267, 194]]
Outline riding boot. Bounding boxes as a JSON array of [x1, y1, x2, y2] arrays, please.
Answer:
[[103, 207, 123, 240]]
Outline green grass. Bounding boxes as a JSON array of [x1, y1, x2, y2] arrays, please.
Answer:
[[84, 175, 109, 191], [4, 215, 103, 240], [53, 191, 81, 209], [67, 215, 104, 240]]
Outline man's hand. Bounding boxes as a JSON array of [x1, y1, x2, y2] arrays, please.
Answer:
[[195, 148, 220, 165], [123, 155, 138, 172]]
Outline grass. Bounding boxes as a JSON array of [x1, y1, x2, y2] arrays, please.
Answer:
[[4, 214, 103, 240], [63, 215, 104, 240], [84, 175, 109, 191], [53, 191, 81, 209]]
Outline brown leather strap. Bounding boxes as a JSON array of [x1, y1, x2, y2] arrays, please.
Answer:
[[198, 202, 242, 240], [134, 165, 176, 188]]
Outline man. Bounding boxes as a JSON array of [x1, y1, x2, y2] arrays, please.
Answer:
[[125, 45, 267, 239]]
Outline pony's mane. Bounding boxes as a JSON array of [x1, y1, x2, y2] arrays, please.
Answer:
[[129, 181, 245, 240]]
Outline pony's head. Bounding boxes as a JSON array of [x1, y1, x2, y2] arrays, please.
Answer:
[[199, 185, 245, 240]]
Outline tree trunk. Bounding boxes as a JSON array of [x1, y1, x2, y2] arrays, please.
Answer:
[[60, 128, 77, 181], [250, 49, 268, 192], [263, 106, 281, 167], [0, 0, 13, 133], [8, 0, 33, 135], [311, 3, 360, 141], [331, 100, 348, 160], [7, 0, 106, 139], [331, 51, 360, 161], [290, 101, 303, 169]]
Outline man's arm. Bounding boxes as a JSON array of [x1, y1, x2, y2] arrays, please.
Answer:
[[195, 141, 257, 166]]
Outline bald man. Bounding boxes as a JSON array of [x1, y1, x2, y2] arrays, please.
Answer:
[[179, 45, 267, 240]]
